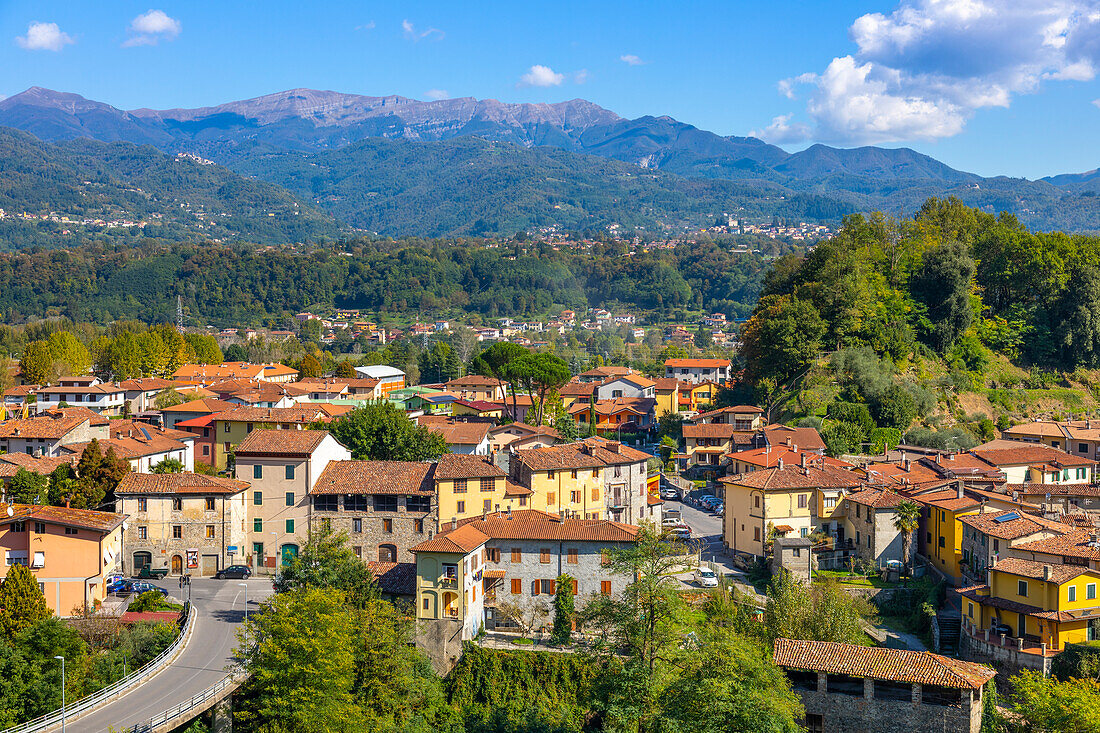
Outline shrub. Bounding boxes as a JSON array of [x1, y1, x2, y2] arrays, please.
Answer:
[[826, 402, 874, 439]]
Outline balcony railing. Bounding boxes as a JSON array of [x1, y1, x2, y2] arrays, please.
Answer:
[[439, 577, 458, 589], [961, 616, 1057, 657]]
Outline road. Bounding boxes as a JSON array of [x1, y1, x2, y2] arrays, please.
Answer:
[[67, 577, 273, 733]]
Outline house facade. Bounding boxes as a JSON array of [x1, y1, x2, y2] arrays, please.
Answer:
[[663, 358, 732, 385]]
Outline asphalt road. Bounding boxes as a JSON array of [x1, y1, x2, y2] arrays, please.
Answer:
[[67, 577, 273, 733], [671, 498, 724, 557]]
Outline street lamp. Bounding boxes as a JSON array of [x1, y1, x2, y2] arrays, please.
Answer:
[[54, 655, 66, 733], [239, 582, 249, 621]]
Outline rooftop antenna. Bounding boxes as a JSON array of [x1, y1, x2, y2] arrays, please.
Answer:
[[176, 296, 184, 333]]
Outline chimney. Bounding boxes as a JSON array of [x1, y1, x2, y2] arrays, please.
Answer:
[[904, 458, 912, 472], [991, 554, 999, 568], [956, 481, 964, 499], [1043, 564, 1053, 582], [1012, 490, 1019, 503], [451, 517, 457, 530], [800, 452, 807, 468], [777, 457, 784, 470], [935, 453, 942, 465]]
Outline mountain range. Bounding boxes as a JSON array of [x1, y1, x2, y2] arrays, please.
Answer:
[[1, 86, 1099, 239]]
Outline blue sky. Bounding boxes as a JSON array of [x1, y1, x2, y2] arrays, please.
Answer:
[[2, 1, 1100, 179]]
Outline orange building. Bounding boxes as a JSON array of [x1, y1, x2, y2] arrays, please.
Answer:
[[0, 503, 125, 615]]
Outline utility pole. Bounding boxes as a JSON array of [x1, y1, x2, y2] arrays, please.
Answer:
[[176, 295, 184, 333]]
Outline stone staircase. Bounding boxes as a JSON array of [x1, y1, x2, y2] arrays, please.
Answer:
[[937, 615, 961, 655]]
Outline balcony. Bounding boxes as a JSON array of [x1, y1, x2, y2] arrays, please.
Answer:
[[961, 616, 1057, 657], [439, 577, 458, 589]]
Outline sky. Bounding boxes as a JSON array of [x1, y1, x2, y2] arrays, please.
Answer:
[[2, 1, 1100, 179]]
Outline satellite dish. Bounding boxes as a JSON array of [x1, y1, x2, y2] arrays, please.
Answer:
[[121, 521, 129, 531], [5, 506, 13, 517]]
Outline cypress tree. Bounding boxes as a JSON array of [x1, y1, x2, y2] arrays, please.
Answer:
[[0, 563, 51, 636]]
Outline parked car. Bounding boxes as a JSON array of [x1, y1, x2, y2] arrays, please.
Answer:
[[659, 489, 678, 501], [670, 527, 692, 540], [118, 581, 168, 597], [214, 565, 252, 580], [662, 516, 682, 528], [107, 578, 132, 595], [712, 503, 724, 515], [695, 567, 719, 588]]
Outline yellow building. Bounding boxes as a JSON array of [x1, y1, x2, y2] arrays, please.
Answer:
[[212, 405, 343, 469], [912, 485, 981, 585], [960, 558, 1100, 651], [720, 462, 864, 556], [434, 454, 515, 526], [653, 378, 680, 417], [511, 443, 607, 520]]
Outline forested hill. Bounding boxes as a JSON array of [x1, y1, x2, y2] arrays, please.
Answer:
[[0, 238, 770, 326], [0, 127, 345, 248]]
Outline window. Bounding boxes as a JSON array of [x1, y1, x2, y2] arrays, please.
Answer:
[[1018, 580, 1028, 597], [926, 532, 932, 544], [544, 578, 556, 594], [798, 494, 807, 508], [247, 422, 254, 433], [205, 497, 215, 511], [282, 464, 295, 480], [137, 497, 147, 512], [487, 548, 501, 562], [314, 495, 338, 512], [968, 602, 974, 618], [138, 526, 147, 540], [591, 488, 600, 501], [547, 492, 556, 505], [378, 544, 397, 562], [253, 542, 264, 559], [353, 546, 362, 559], [173, 498, 183, 511], [285, 492, 294, 507], [480, 477, 495, 492], [254, 518, 263, 532], [754, 495, 760, 508], [1081, 443, 1089, 454], [457, 501, 465, 514], [511, 578, 522, 594], [253, 464, 263, 479], [601, 581, 612, 595], [454, 478, 467, 493], [65, 527, 78, 536], [172, 525, 182, 539], [570, 490, 581, 503], [938, 536, 946, 548], [511, 548, 522, 563], [823, 497, 836, 509], [856, 505, 861, 518], [383, 518, 393, 533], [253, 491, 263, 506], [206, 525, 215, 539], [33, 522, 45, 534], [408, 496, 431, 512], [345, 495, 370, 511], [424, 597, 430, 610], [285, 519, 294, 533], [540, 548, 551, 564], [353, 518, 362, 533], [519, 496, 527, 507], [754, 527, 761, 542], [414, 519, 424, 533], [1069, 586, 1077, 602], [571, 469, 578, 479], [1089, 583, 1097, 600]]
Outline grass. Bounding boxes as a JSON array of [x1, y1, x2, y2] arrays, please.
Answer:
[[813, 569, 898, 588], [511, 637, 535, 646]]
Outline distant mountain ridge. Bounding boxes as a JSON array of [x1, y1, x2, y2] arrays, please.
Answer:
[[1, 86, 1100, 233]]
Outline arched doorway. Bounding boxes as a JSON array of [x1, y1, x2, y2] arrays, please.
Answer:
[[280, 544, 299, 567], [378, 544, 397, 563], [133, 551, 152, 574], [442, 591, 458, 618], [171, 554, 183, 575]]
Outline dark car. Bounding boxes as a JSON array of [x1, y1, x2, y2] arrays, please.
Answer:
[[105, 576, 128, 594], [214, 565, 252, 579], [118, 581, 168, 597]]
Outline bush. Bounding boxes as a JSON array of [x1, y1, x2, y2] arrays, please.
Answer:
[[822, 420, 867, 456], [871, 384, 918, 430], [128, 591, 171, 613], [904, 426, 979, 451], [826, 402, 874, 439]]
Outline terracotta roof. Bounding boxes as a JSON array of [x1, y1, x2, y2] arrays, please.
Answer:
[[652, 377, 680, 391], [514, 442, 612, 472], [174, 414, 214, 429], [422, 419, 491, 446], [683, 423, 744, 439], [0, 502, 125, 533], [590, 398, 654, 416], [730, 446, 850, 470], [914, 487, 982, 512], [693, 406, 763, 421], [0, 453, 77, 477], [424, 509, 639, 547], [118, 377, 175, 391], [37, 382, 126, 396], [606, 374, 655, 389], [1006, 482, 1100, 497], [845, 488, 908, 509], [763, 424, 826, 452], [972, 444, 1096, 468], [578, 366, 633, 378], [313, 460, 435, 496], [560, 381, 597, 396], [488, 422, 560, 439], [664, 358, 731, 368], [1003, 422, 1069, 439], [235, 429, 333, 457], [992, 557, 1097, 584], [0, 410, 94, 440], [959, 510, 1071, 540], [453, 399, 504, 412], [1013, 529, 1100, 561], [115, 473, 249, 495], [159, 398, 239, 414], [411, 523, 490, 553], [212, 405, 333, 424], [366, 561, 417, 596], [172, 362, 299, 381], [61, 434, 188, 461], [773, 639, 995, 690], [720, 464, 865, 491], [435, 453, 505, 480], [504, 479, 533, 497], [446, 375, 508, 388]]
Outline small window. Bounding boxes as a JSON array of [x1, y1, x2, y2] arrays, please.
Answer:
[[253, 464, 263, 479], [591, 488, 600, 501], [285, 519, 294, 534], [480, 477, 495, 492], [253, 491, 263, 506], [567, 548, 579, 564], [407, 495, 431, 512], [383, 518, 393, 533], [314, 495, 338, 512], [798, 494, 807, 508], [33, 522, 46, 534], [172, 498, 183, 511], [1089, 583, 1097, 600], [754, 527, 761, 542], [938, 536, 946, 548], [285, 492, 294, 507], [414, 519, 424, 533], [601, 581, 612, 595], [206, 525, 215, 539], [1069, 586, 1077, 602], [457, 500, 465, 514], [547, 492, 556, 505], [483, 498, 492, 512], [205, 497, 215, 511], [353, 518, 362, 533], [375, 495, 398, 512], [137, 497, 148, 512], [453, 478, 467, 493], [285, 464, 295, 480], [172, 525, 182, 539], [1018, 580, 1028, 597], [540, 548, 551, 564], [511, 548, 522, 563], [254, 518, 263, 533], [65, 527, 78, 536], [511, 578, 522, 594], [138, 526, 147, 540], [968, 602, 974, 618]]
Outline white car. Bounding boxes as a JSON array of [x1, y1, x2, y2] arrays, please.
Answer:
[[695, 567, 718, 588]]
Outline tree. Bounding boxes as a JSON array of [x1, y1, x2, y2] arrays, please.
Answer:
[[154, 388, 187, 410], [333, 360, 357, 379], [657, 411, 684, 442], [20, 341, 53, 385], [46, 332, 91, 376], [1009, 671, 1100, 733], [514, 352, 571, 425], [299, 353, 322, 379], [763, 572, 871, 645], [694, 323, 713, 349], [910, 239, 977, 353], [449, 326, 480, 367], [185, 334, 223, 364], [0, 564, 51, 636], [657, 629, 803, 733], [150, 458, 184, 474], [471, 342, 530, 419], [8, 469, 49, 505], [551, 574, 575, 646], [740, 295, 826, 384], [75, 440, 130, 510], [273, 527, 377, 610], [322, 401, 449, 462], [418, 341, 462, 384], [299, 318, 322, 344], [894, 500, 922, 577], [495, 596, 550, 638], [235, 588, 362, 733]]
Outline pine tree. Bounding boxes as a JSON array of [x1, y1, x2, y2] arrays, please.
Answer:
[[0, 563, 51, 636]]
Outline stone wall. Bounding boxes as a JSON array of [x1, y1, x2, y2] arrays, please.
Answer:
[[312, 494, 436, 564], [415, 618, 466, 675], [960, 628, 1051, 680]]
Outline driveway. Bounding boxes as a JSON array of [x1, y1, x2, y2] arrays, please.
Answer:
[[65, 577, 273, 733]]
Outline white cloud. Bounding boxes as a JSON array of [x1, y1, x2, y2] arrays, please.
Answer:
[[124, 10, 181, 47], [518, 65, 566, 87], [425, 89, 449, 100], [772, 0, 1100, 144], [1093, 97, 1100, 108], [16, 22, 73, 52], [750, 114, 813, 145], [620, 54, 645, 66], [402, 19, 444, 41], [356, 21, 376, 31], [574, 69, 589, 84]]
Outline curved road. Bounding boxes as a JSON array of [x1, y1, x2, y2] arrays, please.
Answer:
[[68, 577, 272, 733]]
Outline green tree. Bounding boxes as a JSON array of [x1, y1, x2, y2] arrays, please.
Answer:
[[418, 341, 462, 384], [0, 564, 51, 636], [150, 457, 185, 474], [46, 331, 91, 376], [740, 295, 826, 384], [471, 342, 530, 419], [910, 239, 977, 353], [551, 574, 575, 646], [334, 360, 357, 379], [514, 352, 571, 426], [235, 588, 362, 733], [694, 323, 713, 349], [273, 527, 377, 610], [322, 401, 449, 462], [154, 388, 187, 410], [894, 500, 922, 577], [75, 440, 130, 510], [185, 333, 224, 364], [8, 469, 49, 505], [1009, 671, 1100, 733], [299, 353, 322, 379], [299, 318, 323, 344], [20, 341, 53, 385], [763, 572, 871, 645]]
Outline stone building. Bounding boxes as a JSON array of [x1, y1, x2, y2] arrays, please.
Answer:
[[772, 536, 813, 584], [0, 408, 109, 457], [773, 638, 996, 733], [310, 460, 436, 564], [116, 473, 249, 576], [958, 508, 1069, 585], [842, 488, 907, 567], [233, 429, 351, 573]]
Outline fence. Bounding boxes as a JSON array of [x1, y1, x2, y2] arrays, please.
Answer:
[[123, 674, 243, 733], [1, 603, 196, 733]]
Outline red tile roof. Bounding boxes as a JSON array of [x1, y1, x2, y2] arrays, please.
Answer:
[[845, 488, 909, 509], [683, 423, 745, 439], [313, 460, 435, 496], [971, 444, 1096, 468], [422, 419, 491, 446], [159, 398, 239, 414], [720, 464, 865, 491], [0, 502, 125, 533], [0, 410, 95, 439], [115, 473, 249, 495], [435, 454, 505, 480], [773, 639, 995, 690], [1013, 529, 1100, 561], [411, 523, 490, 553], [992, 557, 1097, 584], [959, 510, 1071, 541], [235, 429, 334, 457], [366, 561, 416, 596], [415, 509, 639, 553]]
